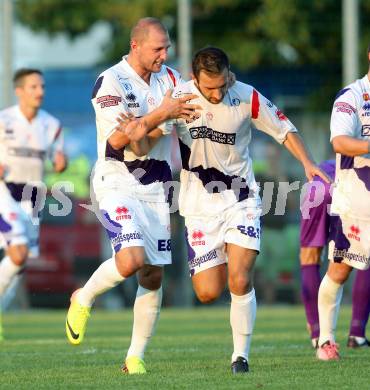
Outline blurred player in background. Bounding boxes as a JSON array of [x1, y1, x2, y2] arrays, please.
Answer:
[[316, 46, 370, 361], [125, 46, 329, 374], [0, 68, 67, 340], [300, 159, 370, 349], [65, 17, 199, 374]]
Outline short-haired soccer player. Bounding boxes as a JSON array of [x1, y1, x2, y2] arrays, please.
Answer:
[[0, 68, 67, 339], [65, 17, 200, 374], [125, 46, 330, 374]]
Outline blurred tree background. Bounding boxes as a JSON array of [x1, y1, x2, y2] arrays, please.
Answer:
[[15, 0, 370, 110]]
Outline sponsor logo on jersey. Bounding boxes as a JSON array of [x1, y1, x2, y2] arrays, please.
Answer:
[[97, 95, 122, 108], [115, 206, 131, 220], [361, 125, 370, 136], [231, 98, 240, 106], [189, 126, 236, 145], [348, 225, 360, 241], [276, 109, 287, 121], [111, 231, 143, 246], [191, 230, 205, 246], [189, 249, 217, 268], [363, 93, 369, 101], [334, 101, 356, 115]]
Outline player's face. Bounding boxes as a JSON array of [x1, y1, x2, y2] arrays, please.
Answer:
[[16, 73, 45, 109], [194, 69, 229, 104], [136, 28, 171, 73]]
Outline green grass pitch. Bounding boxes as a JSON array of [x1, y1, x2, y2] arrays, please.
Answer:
[[1, 306, 368, 389]]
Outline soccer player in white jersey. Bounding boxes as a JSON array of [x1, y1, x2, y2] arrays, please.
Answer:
[[316, 46, 370, 361], [65, 17, 200, 374], [126, 46, 329, 374], [0, 68, 67, 339]]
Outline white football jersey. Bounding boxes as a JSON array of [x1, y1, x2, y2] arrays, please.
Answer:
[[0, 105, 63, 185], [330, 75, 370, 219], [91, 56, 181, 203], [171, 80, 298, 217]]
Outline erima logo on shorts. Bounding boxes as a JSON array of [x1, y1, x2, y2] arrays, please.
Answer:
[[111, 231, 143, 246], [189, 250, 217, 268], [191, 230, 205, 246], [115, 206, 131, 220], [189, 126, 236, 145]]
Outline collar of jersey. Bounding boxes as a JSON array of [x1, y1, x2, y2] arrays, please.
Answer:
[[362, 74, 370, 91], [119, 56, 156, 90], [15, 105, 40, 124]]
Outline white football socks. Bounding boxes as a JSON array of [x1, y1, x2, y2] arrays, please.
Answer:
[[126, 285, 163, 360], [77, 257, 125, 307], [318, 274, 343, 346], [0, 256, 21, 297], [230, 288, 257, 363]]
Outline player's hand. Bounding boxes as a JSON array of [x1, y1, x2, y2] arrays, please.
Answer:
[[161, 90, 202, 121], [116, 113, 149, 142], [54, 151, 67, 173], [304, 162, 332, 183]]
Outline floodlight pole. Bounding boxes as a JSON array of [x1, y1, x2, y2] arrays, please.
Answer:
[[1, 0, 14, 108], [177, 0, 192, 80], [342, 0, 359, 86]]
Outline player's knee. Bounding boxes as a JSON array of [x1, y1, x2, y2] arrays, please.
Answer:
[[300, 247, 322, 265], [114, 249, 145, 277], [195, 284, 222, 303], [7, 244, 28, 266], [327, 265, 351, 284], [228, 273, 251, 295], [196, 290, 218, 304], [138, 267, 163, 290]]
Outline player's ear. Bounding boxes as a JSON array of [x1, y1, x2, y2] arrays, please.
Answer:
[[130, 39, 138, 51]]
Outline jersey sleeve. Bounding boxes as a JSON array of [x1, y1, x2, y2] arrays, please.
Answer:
[[91, 71, 128, 140], [330, 88, 359, 141], [250, 89, 297, 143]]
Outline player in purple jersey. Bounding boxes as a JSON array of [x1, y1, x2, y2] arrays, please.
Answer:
[[300, 160, 370, 348]]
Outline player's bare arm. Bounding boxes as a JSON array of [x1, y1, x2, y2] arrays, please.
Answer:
[[283, 132, 331, 183], [53, 151, 67, 173], [332, 135, 370, 157], [114, 90, 201, 144]]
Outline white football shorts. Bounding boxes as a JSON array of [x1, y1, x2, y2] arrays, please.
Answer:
[[328, 214, 370, 270], [184, 204, 261, 276], [98, 193, 171, 266], [0, 184, 40, 257]]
